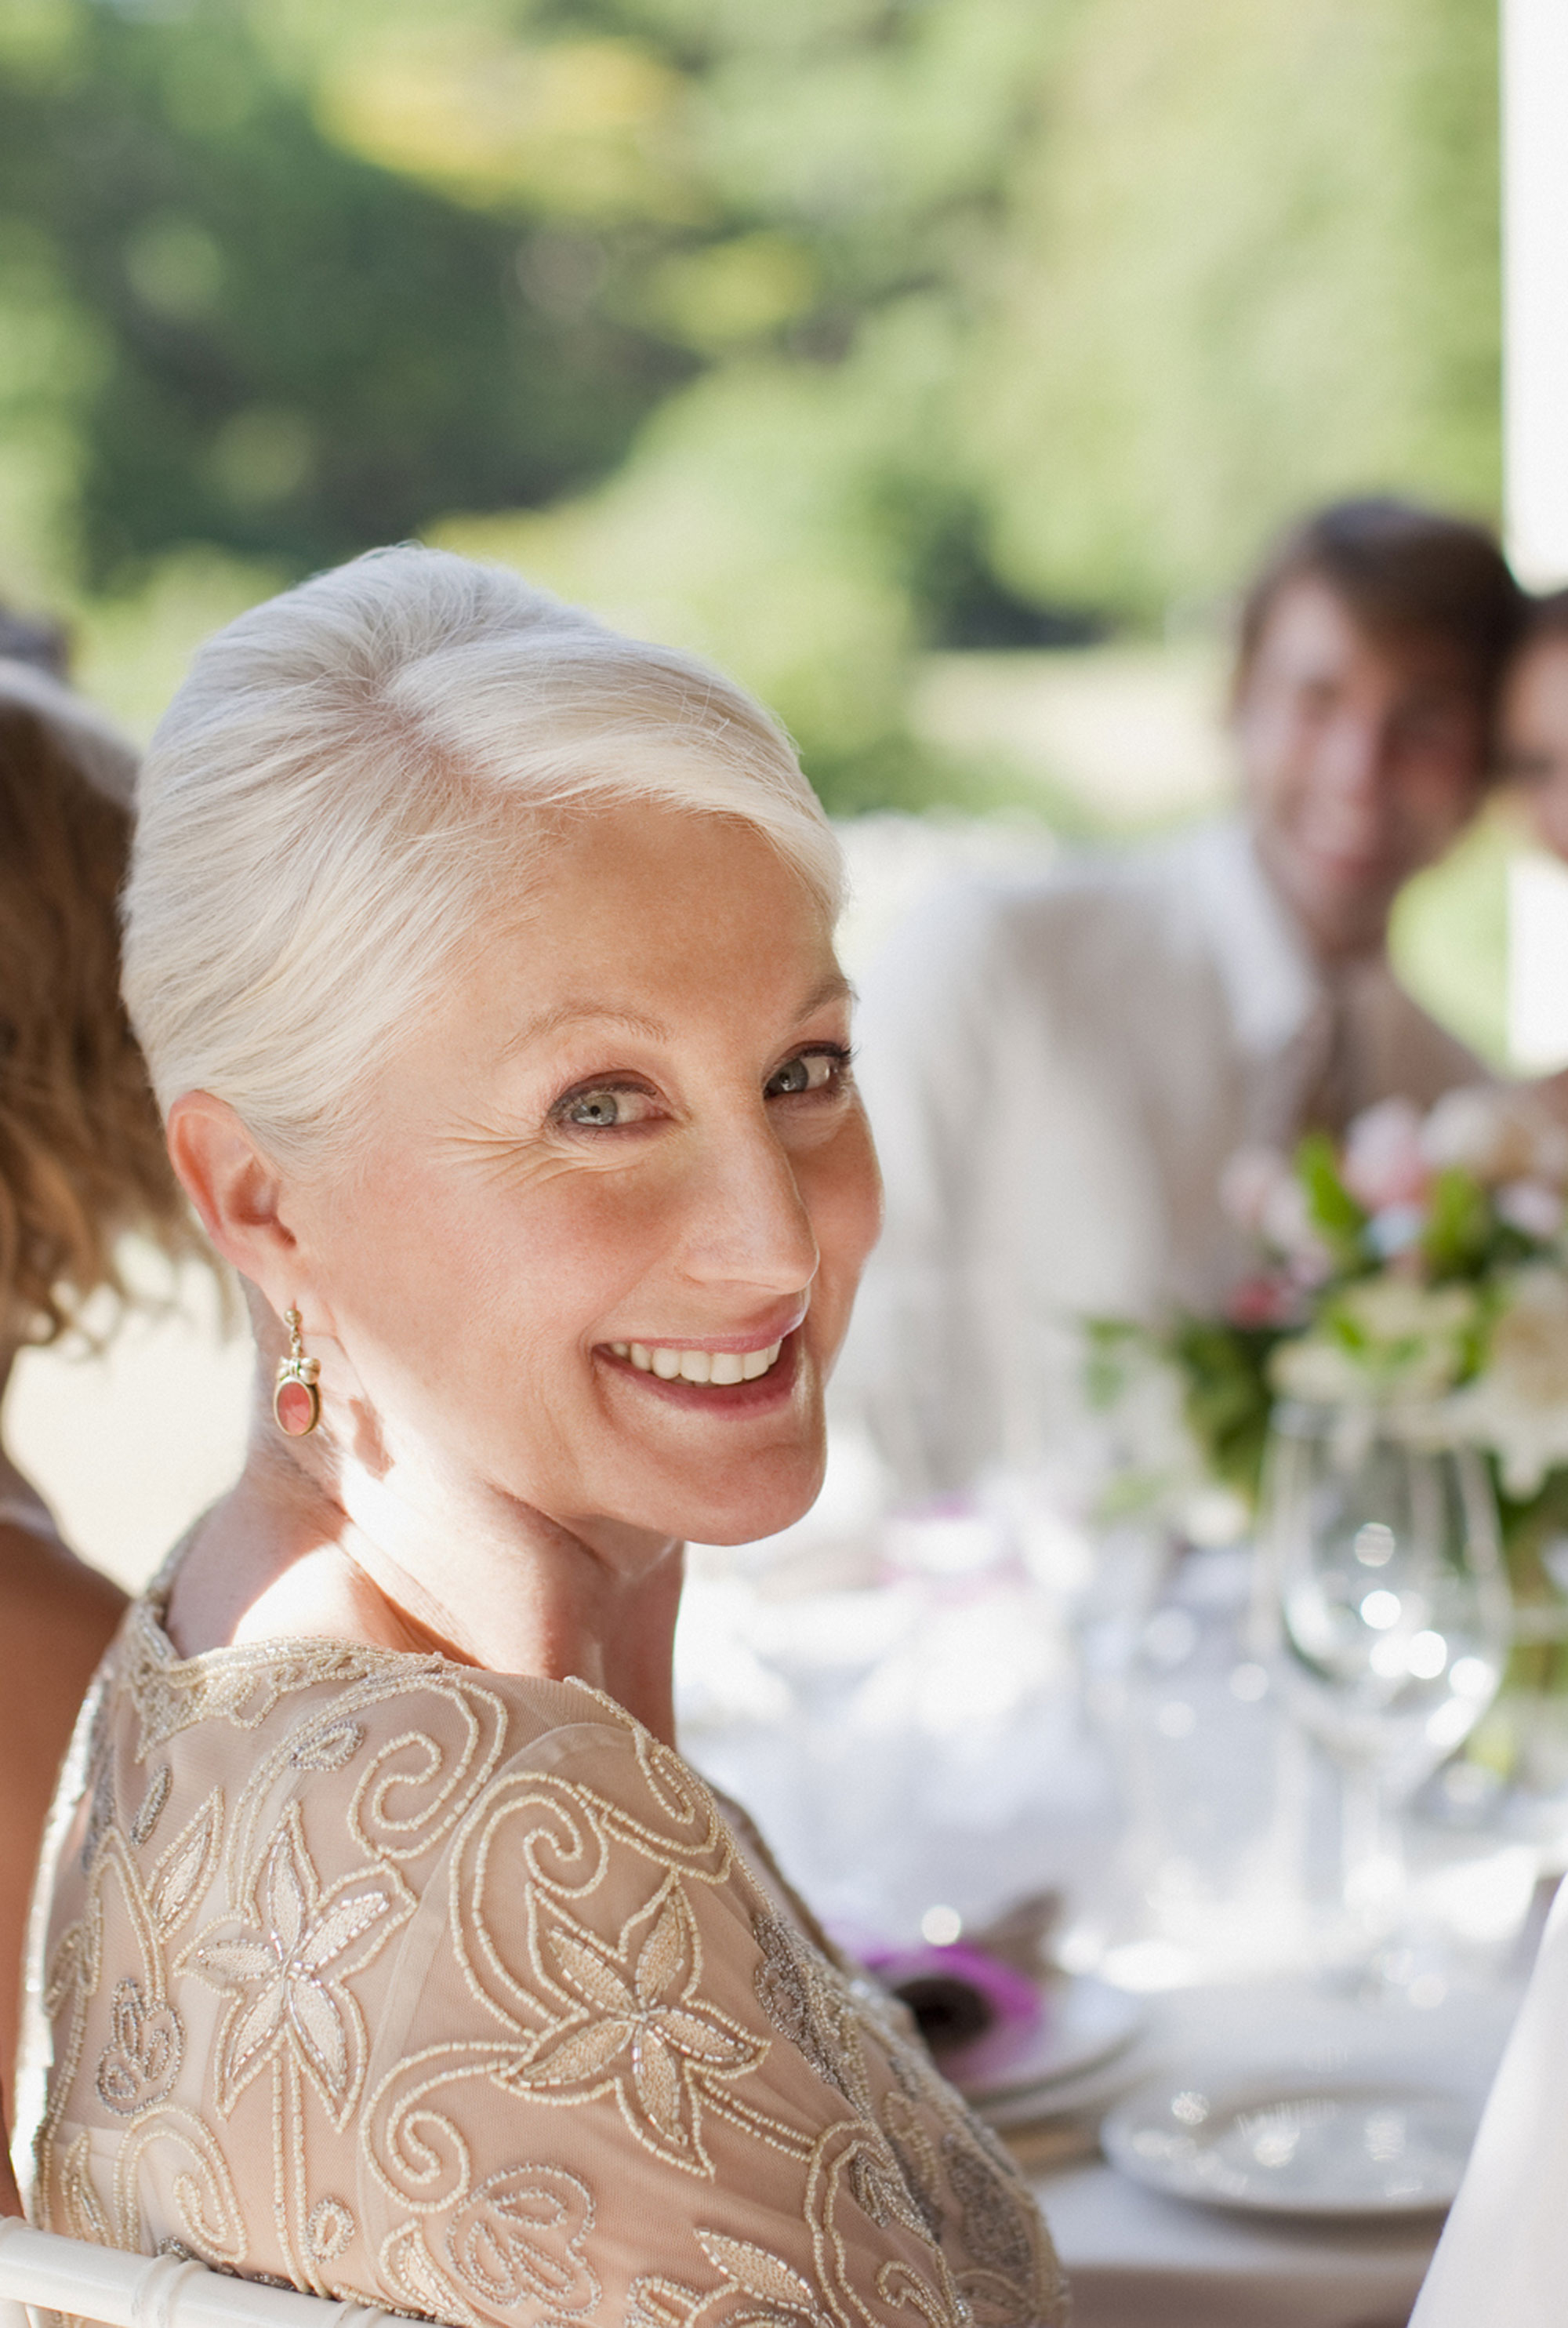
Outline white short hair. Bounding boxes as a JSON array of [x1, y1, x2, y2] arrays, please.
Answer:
[[123, 545, 842, 1165]]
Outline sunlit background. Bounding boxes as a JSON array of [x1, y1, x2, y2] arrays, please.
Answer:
[[0, 0, 1522, 1585]]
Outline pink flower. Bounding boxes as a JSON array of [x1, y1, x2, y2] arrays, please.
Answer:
[[1497, 1179, 1565, 1240], [1284, 1240, 1336, 1290], [1341, 1099, 1431, 1213], [1225, 1273, 1304, 1328], [1220, 1144, 1333, 1277]]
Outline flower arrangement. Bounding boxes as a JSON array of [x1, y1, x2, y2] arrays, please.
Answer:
[[1087, 1084, 1568, 1643]]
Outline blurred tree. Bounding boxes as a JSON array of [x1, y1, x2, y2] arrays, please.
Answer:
[[420, 0, 1501, 799], [971, 0, 1502, 620], [0, 0, 688, 587], [0, 0, 1502, 808]]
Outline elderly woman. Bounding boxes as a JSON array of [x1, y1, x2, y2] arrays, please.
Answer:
[[19, 550, 1065, 2328], [0, 656, 197, 2092]]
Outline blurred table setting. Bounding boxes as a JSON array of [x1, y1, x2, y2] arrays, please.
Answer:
[[679, 1368, 1563, 2319], [670, 1080, 1568, 2319]]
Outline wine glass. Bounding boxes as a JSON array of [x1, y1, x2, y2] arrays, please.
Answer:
[[1256, 1400, 1512, 1961]]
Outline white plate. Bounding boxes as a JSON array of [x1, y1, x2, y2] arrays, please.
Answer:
[[946, 1975, 1145, 2105], [1102, 2065, 1480, 2217], [977, 2036, 1153, 2132]]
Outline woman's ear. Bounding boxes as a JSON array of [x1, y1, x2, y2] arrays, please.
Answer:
[[165, 1091, 300, 1292]]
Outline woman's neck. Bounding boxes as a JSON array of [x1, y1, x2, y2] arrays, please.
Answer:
[[165, 1412, 686, 1746]]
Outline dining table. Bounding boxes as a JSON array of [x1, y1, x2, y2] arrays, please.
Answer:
[[999, 1974, 1525, 2328], [675, 1515, 1543, 2328], [1033, 2154, 1439, 2328]]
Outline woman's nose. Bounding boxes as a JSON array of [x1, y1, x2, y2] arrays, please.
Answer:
[[676, 1117, 819, 1295]]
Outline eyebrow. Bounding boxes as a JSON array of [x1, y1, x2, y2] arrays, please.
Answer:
[[504, 971, 854, 1059]]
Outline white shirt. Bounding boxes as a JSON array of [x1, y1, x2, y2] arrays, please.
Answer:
[[836, 819, 1482, 1497]]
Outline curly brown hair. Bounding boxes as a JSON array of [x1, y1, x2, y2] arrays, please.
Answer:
[[0, 690, 195, 1344]]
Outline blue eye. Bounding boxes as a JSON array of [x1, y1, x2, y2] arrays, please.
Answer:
[[567, 1091, 623, 1126], [555, 1084, 659, 1129], [766, 1048, 848, 1099]]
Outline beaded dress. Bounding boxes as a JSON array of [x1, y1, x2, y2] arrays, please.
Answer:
[[19, 1585, 1067, 2328]]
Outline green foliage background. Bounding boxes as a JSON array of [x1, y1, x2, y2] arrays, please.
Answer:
[[0, 0, 1502, 808]]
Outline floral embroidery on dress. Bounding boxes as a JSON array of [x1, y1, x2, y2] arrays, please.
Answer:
[[21, 1591, 1069, 2328], [130, 1764, 172, 1847], [149, 1792, 224, 1937], [751, 1911, 873, 2124], [505, 1880, 764, 2173], [878, 2094, 946, 2246], [82, 1752, 117, 1876], [122, 1612, 397, 1757], [445, 2166, 598, 2314], [693, 2226, 830, 2322], [942, 2133, 1036, 2268], [95, 1977, 183, 2116], [183, 1808, 410, 2127]]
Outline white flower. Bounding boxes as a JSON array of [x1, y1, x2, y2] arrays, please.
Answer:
[[1440, 1266, 1568, 1495], [1269, 1277, 1478, 1407], [1421, 1084, 1568, 1189], [1220, 1146, 1293, 1236], [1260, 1176, 1335, 1277]]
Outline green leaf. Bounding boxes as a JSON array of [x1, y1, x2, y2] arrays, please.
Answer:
[[1167, 1315, 1279, 1506], [1294, 1132, 1369, 1267], [1421, 1166, 1493, 1280], [1080, 1315, 1155, 1411]]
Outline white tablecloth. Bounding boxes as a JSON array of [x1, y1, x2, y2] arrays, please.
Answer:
[[1036, 2159, 1436, 2328], [1014, 1978, 1522, 2328]]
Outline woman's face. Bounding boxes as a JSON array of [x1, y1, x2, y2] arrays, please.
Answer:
[[1501, 634, 1568, 860], [289, 804, 881, 1554]]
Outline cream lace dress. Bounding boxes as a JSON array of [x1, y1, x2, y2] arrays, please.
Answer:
[[17, 1587, 1067, 2328]]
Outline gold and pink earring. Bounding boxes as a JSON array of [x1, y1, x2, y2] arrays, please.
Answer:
[[274, 1306, 321, 1437]]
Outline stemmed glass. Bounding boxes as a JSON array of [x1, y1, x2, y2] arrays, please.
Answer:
[[1256, 1400, 1512, 1961]]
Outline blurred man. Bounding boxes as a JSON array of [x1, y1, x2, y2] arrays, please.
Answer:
[[840, 498, 1523, 1496]]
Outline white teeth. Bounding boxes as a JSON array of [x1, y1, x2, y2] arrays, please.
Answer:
[[619, 1338, 785, 1382]]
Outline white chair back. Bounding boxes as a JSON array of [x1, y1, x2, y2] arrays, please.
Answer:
[[0, 2221, 391, 2328], [1410, 1874, 1568, 2328]]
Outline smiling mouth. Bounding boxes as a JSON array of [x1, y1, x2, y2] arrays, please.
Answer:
[[608, 1339, 784, 1385]]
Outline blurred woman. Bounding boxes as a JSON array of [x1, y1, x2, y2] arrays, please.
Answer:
[[0, 653, 197, 2087], [1500, 589, 1568, 854]]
